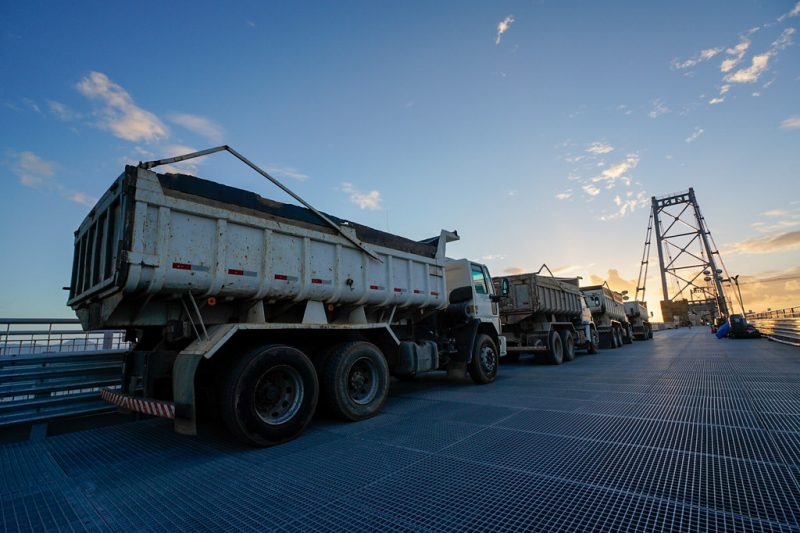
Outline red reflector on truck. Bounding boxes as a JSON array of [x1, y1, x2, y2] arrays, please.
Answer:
[[413, 289, 422, 294], [172, 262, 191, 270], [275, 274, 288, 280], [431, 291, 440, 296], [311, 278, 322, 284], [228, 269, 244, 276]]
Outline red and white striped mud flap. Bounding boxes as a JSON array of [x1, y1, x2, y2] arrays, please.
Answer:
[[101, 388, 176, 419]]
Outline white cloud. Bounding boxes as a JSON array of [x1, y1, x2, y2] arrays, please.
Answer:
[[481, 254, 506, 261], [341, 182, 381, 210], [556, 190, 573, 200], [47, 100, 79, 121], [76, 71, 168, 143], [590, 154, 639, 188], [720, 38, 750, 73], [600, 191, 649, 221], [586, 141, 614, 155], [725, 54, 770, 83], [648, 99, 669, 118], [67, 192, 97, 206], [781, 116, 800, 129], [709, 97, 725, 104], [495, 15, 514, 45], [778, 2, 800, 21], [267, 166, 310, 181], [672, 47, 723, 69], [168, 113, 224, 143], [582, 184, 600, 197], [771, 27, 796, 52], [12, 151, 55, 187], [685, 127, 704, 143]]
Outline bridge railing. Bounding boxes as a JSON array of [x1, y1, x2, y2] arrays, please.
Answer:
[[747, 307, 800, 347], [0, 318, 130, 437]]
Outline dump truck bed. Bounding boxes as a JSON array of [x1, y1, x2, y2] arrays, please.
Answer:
[[497, 273, 583, 325], [68, 166, 449, 329]]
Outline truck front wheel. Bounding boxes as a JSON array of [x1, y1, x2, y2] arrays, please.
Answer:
[[322, 342, 389, 421], [468, 334, 498, 384], [546, 330, 564, 365], [222, 344, 318, 447]]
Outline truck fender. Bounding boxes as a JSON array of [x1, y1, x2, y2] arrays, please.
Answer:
[[453, 318, 481, 363]]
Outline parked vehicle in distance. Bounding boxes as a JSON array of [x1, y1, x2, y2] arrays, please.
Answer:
[[624, 300, 653, 340], [580, 284, 633, 348], [493, 267, 599, 364], [67, 146, 505, 447]]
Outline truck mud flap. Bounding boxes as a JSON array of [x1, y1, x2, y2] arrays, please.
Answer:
[[453, 319, 481, 363], [101, 388, 175, 419]]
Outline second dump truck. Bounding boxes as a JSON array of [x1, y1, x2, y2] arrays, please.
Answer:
[[494, 269, 599, 364], [580, 284, 633, 348], [66, 147, 506, 447]]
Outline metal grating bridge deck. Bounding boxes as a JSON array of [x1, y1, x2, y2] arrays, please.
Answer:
[[2, 329, 800, 532]]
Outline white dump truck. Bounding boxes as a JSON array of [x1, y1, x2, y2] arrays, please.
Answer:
[[580, 284, 633, 348], [493, 268, 599, 364], [67, 146, 505, 446], [623, 300, 653, 340]]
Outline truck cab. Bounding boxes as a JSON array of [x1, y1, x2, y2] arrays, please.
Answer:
[[444, 259, 506, 356]]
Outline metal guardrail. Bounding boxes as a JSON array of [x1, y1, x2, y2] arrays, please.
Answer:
[[748, 307, 800, 347], [0, 318, 130, 434]]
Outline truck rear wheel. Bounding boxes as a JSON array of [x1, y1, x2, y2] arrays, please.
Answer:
[[587, 327, 600, 354], [468, 334, 499, 384], [222, 344, 318, 447], [322, 342, 389, 421], [546, 330, 564, 365], [560, 330, 576, 362]]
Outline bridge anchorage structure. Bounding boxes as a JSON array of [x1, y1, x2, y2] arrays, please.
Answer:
[[637, 187, 743, 326]]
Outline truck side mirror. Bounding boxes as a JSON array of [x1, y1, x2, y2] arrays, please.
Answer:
[[500, 278, 509, 296], [592, 296, 600, 305]]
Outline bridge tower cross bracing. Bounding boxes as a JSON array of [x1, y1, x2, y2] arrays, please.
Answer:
[[650, 187, 730, 319]]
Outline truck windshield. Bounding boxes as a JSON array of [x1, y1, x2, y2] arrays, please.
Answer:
[[471, 265, 487, 294]]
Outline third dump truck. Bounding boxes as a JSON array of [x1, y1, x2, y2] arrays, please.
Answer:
[[580, 285, 633, 348], [493, 269, 599, 364], [66, 146, 505, 447], [624, 300, 653, 340]]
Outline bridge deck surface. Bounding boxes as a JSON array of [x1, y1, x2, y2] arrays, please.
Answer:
[[2, 329, 800, 532]]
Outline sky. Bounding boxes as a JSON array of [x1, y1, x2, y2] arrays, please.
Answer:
[[1, 0, 799, 320]]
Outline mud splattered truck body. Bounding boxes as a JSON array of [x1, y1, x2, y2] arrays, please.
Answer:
[[67, 150, 504, 446]]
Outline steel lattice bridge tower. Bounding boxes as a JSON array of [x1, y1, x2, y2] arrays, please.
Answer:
[[636, 188, 736, 325]]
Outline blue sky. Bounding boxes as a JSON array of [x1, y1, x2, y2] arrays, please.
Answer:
[[1, 0, 799, 319]]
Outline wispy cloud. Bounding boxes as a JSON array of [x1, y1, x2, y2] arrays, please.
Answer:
[[781, 116, 800, 129], [341, 182, 381, 210], [503, 267, 524, 275], [47, 100, 79, 121], [168, 113, 224, 143], [495, 15, 514, 45], [648, 99, 669, 118], [481, 254, 506, 261], [12, 151, 55, 188], [671, 47, 723, 69], [67, 192, 97, 206], [725, 53, 770, 83], [720, 38, 750, 73], [582, 184, 600, 197], [590, 154, 639, 188], [586, 141, 614, 154], [600, 191, 649, 221], [267, 166, 310, 181], [685, 127, 704, 143], [778, 2, 800, 21], [556, 190, 573, 200], [77, 71, 168, 143], [725, 230, 800, 254], [9, 151, 95, 206]]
